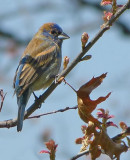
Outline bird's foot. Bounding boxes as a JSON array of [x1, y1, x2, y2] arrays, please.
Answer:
[[49, 74, 59, 84], [54, 74, 59, 84], [54, 74, 64, 84], [50, 74, 64, 84]]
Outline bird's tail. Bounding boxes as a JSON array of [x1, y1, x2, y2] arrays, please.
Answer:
[[17, 89, 30, 132], [17, 102, 26, 132]]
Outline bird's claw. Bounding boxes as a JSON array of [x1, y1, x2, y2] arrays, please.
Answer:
[[55, 75, 64, 84], [54, 74, 59, 84]]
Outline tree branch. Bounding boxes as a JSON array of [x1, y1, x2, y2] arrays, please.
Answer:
[[0, 89, 7, 112], [70, 150, 89, 160], [0, 0, 129, 129], [27, 106, 78, 119], [0, 29, 29, 45]]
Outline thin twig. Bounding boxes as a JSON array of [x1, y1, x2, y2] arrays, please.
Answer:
[[70, 150, 90, 160], [0, 0, 129, 128], [112, 127, 130, 142], [63, 79, 77, 93], [0, 89, 7, 112], [28, 106, 78, 119]]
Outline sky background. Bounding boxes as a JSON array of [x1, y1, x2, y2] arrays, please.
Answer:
[[0, 0, 130, 160]]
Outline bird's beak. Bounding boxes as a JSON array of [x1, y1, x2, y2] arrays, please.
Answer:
[[58, 32, 70, 40]]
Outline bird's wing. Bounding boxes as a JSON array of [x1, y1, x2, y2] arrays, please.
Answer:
[[14, 44, 58, 96]]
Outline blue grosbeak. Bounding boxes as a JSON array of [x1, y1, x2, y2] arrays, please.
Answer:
[[13, 23, 69, 131]]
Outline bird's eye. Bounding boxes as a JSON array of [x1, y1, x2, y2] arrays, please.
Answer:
[[58, 31, 62, 35], [51, 30, 57, 35]]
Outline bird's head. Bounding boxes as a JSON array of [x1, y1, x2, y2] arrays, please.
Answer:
[[38, 23, 70, 43]]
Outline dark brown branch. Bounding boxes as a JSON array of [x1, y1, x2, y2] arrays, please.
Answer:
[[70, 150, 89, 160], [0, 29, 29, 45], [0, 0, 129, 129], [28, 106, 78, 119], [112, 127, 130, 142]]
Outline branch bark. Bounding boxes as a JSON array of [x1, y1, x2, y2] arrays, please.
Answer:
[[0, 0, 129, 129], [70, 150, 89, 160], [27, 106, 78, 119]]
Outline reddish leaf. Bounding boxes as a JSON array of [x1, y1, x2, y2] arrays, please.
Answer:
[[77, 73, 111, 124], [39, 150, 50, 154], [75, 138, 83, 144], [81, 125, 88, 134], [40, 139, 58, 160], [98, 108, 105, 113], [97, 109, 114, 119], [101, 0, 112, 6], [106, 121, 118, 128], [77, 73, 107, 97], [119, 122, 128, 131], [45, 139, 58, 151], [103, 11, 113, 22]]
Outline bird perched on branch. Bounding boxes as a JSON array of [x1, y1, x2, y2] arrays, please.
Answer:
[[13, 23, 70, 132]]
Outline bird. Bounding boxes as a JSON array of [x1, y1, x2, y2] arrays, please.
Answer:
[[13, 23, 70, 132]]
